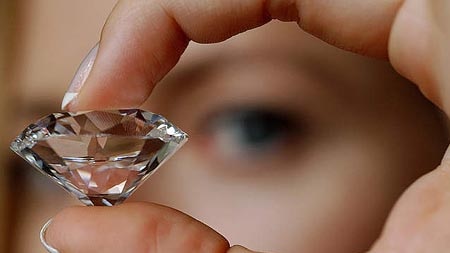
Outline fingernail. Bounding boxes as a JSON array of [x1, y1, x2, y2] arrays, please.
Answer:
[[62, 43, 99, 110]]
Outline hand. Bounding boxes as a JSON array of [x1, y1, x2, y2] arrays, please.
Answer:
[[50, 0, 450, 252], [46, 202, 255, 253]]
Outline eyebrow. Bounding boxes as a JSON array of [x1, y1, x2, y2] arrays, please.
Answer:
[[161, 48, 356, 104], [168, 50, 320, 81]]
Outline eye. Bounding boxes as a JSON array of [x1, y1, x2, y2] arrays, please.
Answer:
[[203, 107, 302, 162]]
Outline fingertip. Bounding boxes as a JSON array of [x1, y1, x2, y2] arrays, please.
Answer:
[[388, 0, 442, 108], [45, 206, 83, 251], [228, 245, 260, 253], [69, 0, 188, 111], [45, 203, 232, 253]]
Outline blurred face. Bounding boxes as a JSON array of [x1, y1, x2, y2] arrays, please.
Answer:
[[129, 22, 447, 253]]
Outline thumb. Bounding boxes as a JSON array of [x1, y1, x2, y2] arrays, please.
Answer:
[[228, 245, 263, 253], [369, 148, 450, 252], [46, 202, 263, 253]]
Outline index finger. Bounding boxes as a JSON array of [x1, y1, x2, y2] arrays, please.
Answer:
[[67, 0, 401, 111]]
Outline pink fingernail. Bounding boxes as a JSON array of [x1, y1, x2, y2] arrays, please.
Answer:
[[61, 43, 99, 110]]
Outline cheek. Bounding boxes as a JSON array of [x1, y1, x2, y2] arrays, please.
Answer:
[[133, 133, 404, 253]]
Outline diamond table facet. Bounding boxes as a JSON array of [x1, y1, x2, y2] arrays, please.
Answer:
[[11, 109, 188, 206]]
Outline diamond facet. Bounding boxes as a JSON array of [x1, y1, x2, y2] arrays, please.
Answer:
[[11, 109, 188, 206]]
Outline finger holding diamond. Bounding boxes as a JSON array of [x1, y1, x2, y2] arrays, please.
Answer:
[[45, 202, 232, 253], [67, 0, 402, 111]]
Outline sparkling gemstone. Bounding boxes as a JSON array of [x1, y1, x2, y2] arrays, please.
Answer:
[[11, 109, 188, 206]]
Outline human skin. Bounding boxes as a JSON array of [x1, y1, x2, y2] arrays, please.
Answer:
[[131, 22, 447, 252], [46, 0, 450, 252]]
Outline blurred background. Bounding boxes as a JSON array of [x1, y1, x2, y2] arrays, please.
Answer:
[[1, 1, 118, 252]]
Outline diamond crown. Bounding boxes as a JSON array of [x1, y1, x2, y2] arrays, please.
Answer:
[[11, 109, 188, 206]]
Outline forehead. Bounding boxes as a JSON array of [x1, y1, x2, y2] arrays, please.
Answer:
[[176, 21, 403, 96]]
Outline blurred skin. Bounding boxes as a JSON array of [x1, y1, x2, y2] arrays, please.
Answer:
[[42, 0, 450, 252], [35, 21, 446, 253], [127, 22, 447, 253]]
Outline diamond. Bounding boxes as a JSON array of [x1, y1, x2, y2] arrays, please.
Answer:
[[11, 109, 188, 206]]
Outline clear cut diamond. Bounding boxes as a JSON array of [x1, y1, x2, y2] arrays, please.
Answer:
[[11, 109, 188, 206]]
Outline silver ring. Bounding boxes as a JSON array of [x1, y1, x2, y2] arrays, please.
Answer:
[[40, 219, 60, 253]]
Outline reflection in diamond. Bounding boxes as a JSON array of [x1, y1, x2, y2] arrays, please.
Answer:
[[11, 109, 188, 206]]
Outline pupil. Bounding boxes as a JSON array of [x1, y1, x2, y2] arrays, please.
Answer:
[[231, 110, 288, 147]]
